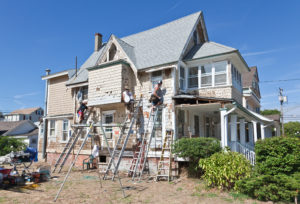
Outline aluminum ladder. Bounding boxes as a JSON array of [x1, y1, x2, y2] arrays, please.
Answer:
[[52, 108, 94, 173], [103, 98, 143, 180], [129, 107, 159, 181]]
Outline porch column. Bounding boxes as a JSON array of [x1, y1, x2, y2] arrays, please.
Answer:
[[252, 121, 258, 143], [230, 114, 237, 151], [261, 124, 265, 140], [220, 108, 228, 148], [240, 118, 246, 145]]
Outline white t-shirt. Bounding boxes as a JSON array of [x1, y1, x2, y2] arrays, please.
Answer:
[[123, 91, 133, 103]]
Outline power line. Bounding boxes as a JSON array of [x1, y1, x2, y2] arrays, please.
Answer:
[[260, 78, 300, 83]]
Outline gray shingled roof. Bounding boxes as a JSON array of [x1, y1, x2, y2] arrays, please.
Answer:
[[121, 11, 201, 69], [66, 44, 106, 85], [184, 41, 237, 61]]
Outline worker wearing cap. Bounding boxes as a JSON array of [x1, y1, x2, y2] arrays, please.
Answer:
[[122, 85, 134, 121], [77, 100, 88, 123], [151, 80, 163, 109]]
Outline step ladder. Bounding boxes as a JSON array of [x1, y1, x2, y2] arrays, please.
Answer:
[[52, 108, 94, 173], [103, 98, 143, 180], [129, 107, 160, 181], [156, 129, 173, 182]]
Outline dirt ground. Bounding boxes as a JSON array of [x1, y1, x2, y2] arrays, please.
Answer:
[[0, 163, 270, 204]]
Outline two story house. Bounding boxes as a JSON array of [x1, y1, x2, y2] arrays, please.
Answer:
[[40, 11, 277, 168], [4, 107, 43, 123]]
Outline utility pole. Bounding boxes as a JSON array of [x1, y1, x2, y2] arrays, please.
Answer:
[[278, 88, 287, 136]]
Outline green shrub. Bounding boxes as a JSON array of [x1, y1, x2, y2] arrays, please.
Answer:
[[284, 121, 300, 138], [255, 136, 300, 175], [173, 137, 221, 162], [0, 136, 27, 156], [236, 136, 300, 202], [173, 137, 221, 177], [236, 173, 299, 202], [199, 151, 252, 190]]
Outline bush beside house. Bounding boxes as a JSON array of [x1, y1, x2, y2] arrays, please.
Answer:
[[173, 137, 221, 176], [236, 136, 300, 202], [199, 150, 252, 190]]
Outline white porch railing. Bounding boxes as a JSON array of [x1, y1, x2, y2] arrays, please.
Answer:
[[230, 141, 256, 165]]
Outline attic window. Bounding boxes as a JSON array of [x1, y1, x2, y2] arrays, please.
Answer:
[[193, 30, 198, 45], [109, 43, 117, 61]]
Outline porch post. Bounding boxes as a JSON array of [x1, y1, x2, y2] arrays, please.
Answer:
[[220, 108, 228, 148], [261, 124, 265, 140], [230, 114, 237, 151], [240, 118, 246, 145], [252, 121, 258, 143]]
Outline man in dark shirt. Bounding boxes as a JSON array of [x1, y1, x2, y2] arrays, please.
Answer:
[[77, 100, 88, 123]]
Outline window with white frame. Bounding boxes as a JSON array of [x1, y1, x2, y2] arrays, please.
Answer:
[[188, 67, 198, 88], [103, 111, 114, 139], [214, 61, 227, 86], [62, 120, 69, 142], [201, 64, 212, 87], [151, 71, 162, 89], [49, 120, 55, 137], [231, 64, 242, 86], [179, 66, 185, 90]]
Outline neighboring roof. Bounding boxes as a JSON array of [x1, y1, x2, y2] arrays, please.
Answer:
[[242, 66, 257, 87], [8, 107, 41, 115], [183, 41, 237, 61], [121, 11, 201, 69], [21, 128, 39, 137], [264, 114, 280, 122], [0, 120, 37, 136], [66, 43, 106, 86], [0, 121, 27, 133]]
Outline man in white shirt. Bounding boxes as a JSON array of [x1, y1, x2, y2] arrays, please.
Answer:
[[122, 85, 134, 121]]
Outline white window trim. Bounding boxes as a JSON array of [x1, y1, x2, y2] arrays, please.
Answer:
[[61, 119, 69, 143], [186, 61, 229, 90], [102, 110, 115, 140], [49, 120, 56, 138]]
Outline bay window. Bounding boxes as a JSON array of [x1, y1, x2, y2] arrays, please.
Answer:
[[214, 61, 227, 86], [201, 64, 212, 87], [188, 67, 198, 88], [179, 66, 185, 90]]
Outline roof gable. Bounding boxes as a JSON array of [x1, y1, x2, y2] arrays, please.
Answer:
[[121, 11, 202, 69]]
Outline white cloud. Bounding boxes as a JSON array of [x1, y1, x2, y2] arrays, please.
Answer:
[[243, 48, 283, 57], [14, 92, 40, 99], [13, 100, 26, 109]]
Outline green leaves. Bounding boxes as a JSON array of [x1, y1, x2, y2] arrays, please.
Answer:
[[236, 136, 300, 202], [199, 151, 252, 190], [0, 136, 27, 156]]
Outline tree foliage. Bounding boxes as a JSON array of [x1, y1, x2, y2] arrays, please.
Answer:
[[260, 109, 280, 115], [284, 121, 300, 138], [0, 136, 27, 156]]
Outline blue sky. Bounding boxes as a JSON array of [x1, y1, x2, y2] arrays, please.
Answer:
[[0, 0, 300, 120]]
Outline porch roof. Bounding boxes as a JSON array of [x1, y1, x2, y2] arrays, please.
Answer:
[[173, 94, 234, 102], [175, 102, 222, 112]]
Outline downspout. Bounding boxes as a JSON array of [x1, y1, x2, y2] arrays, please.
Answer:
[[172, 64, 177, 140], [42, 69, 51, 159]]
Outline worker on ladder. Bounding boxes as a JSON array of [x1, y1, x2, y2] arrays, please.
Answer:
[[77, 100, 88, 123], [122, 85, 134, 121], [151, 80, 163, 110]]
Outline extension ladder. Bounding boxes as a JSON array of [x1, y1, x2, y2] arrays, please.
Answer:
[[156, 129, 173, 182], [103, 98, 143, 180], [129, 107, 160, 181], [52, 108, 94, 173]]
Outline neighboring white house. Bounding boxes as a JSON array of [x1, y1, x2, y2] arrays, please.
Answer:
[[4, 107, 43, 123], [0, 120, 39, 149]]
